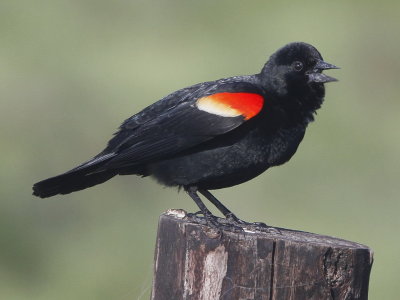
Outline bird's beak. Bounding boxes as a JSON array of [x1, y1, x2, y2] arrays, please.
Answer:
[[315, 60, 340, 70], [308, 60, 339, 83]]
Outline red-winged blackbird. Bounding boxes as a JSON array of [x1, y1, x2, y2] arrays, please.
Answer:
[[33, 42, 338, 229]]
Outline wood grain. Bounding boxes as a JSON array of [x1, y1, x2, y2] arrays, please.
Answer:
[[151, 210, 373, 300]]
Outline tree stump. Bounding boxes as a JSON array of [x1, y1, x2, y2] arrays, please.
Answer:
[[151, 210, 373, 300]]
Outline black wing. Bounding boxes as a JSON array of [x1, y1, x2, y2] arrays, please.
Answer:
[[98, 81, 265, 169]]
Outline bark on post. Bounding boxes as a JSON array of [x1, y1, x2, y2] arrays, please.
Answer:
[[151, 210, 373, 300]]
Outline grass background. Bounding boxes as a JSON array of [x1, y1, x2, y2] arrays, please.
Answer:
[[1, 1, 399, 299]]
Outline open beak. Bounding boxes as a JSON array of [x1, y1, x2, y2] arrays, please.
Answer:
[[308, 60, 340, 83]]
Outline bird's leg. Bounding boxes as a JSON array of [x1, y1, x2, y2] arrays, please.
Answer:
[[185, 186, 220, 228], [199, 189, 279, 233], [198, 189, 240, 222]]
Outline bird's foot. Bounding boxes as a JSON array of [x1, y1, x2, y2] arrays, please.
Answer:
[[186, 211, 278, 234], [225, 213, 281, 234], [187, 212, 244, 233], [187, 211, 203, 217]]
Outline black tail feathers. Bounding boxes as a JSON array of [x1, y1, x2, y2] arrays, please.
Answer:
[[32, 154, 117, 198]]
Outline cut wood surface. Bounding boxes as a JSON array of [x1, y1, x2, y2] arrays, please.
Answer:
[[151, 210, 373, 300]]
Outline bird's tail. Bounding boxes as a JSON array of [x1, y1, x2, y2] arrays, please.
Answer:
[[32, 153, 117, 198]]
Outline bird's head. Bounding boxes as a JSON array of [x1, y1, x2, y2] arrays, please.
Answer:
[[259, 42, 339, 99]]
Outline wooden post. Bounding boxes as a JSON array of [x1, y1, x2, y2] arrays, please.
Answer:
[[151, 209, 373, 300]]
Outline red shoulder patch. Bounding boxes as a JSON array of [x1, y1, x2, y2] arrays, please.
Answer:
[[196, 92, 264, 120]]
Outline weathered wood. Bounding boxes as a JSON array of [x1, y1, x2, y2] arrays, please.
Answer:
[[151, 209, 373, 300]]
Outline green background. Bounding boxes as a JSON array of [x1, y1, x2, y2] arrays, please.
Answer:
[[1, 1, 399, 299]]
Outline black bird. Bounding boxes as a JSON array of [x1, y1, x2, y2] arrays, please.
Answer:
[[33, 42, 338, 229]]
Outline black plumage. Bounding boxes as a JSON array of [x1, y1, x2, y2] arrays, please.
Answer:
[[33, 42, 338, 229]]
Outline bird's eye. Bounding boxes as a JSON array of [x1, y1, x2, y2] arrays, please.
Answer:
[[293, 61, 303, 72]]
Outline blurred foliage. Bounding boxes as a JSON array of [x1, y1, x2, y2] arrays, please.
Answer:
[[1, 0, 399, 299]]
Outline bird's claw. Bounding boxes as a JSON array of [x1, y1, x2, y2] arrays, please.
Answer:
[[187, 211, 279, 234], [225, 214, 281, 234], [187, 211, 203, 218], [205, 214, 245, 233], [187, 212, 243, 233]]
